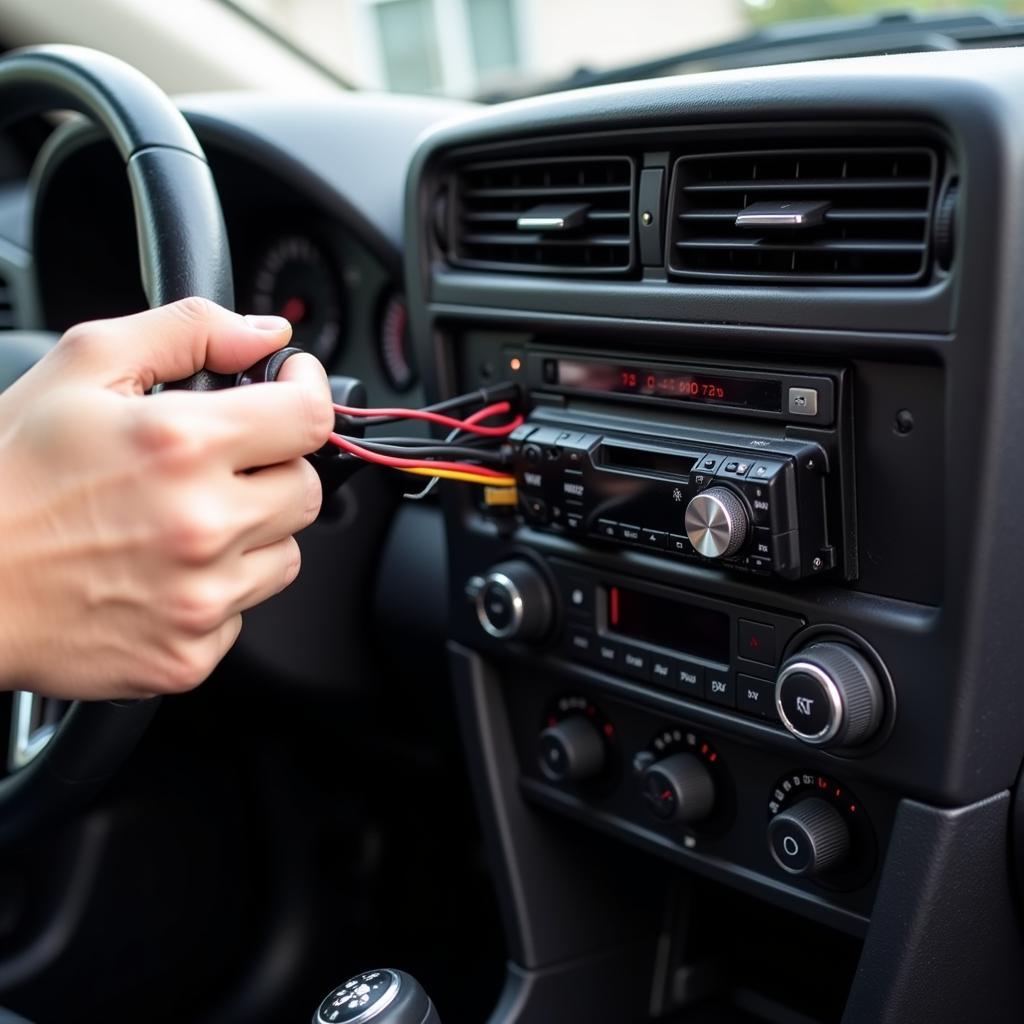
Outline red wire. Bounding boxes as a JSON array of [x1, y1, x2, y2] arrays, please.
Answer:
[[327, 433, 512, 478], [334, 400, 522, 437]]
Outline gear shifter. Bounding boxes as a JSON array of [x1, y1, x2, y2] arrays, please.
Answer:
[[313, 969, 440, 1024]]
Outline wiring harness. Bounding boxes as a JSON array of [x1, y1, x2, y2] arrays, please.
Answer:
[[327, 383, 522, 491]]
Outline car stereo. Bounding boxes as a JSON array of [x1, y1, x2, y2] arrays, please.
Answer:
[[508, 421, 836, 581]]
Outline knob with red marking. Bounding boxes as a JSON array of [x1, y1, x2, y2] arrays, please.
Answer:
[[640, 753, 715, 824]]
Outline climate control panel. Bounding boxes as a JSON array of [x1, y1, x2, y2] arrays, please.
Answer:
[[509, 679, 894, 930]]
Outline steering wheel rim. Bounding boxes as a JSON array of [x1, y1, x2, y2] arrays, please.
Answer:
[[0, 44, 234, 843]]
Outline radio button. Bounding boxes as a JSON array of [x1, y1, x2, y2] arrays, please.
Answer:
[[559, 575, 593, 619], [737, 674, 778, 719], [565, 513, 584, 533], [621, 647, 650, 681], [752, 527, 772, 559], [705, 671, 735, 708], [523, 496, 549, 523], [673, 661, 704, 696], [594, 519, 618, 540], [738, 619, 777, 665], [617, 523, 643, 543], [650, 655, 675, 688], [594, 638, 621, 670], [668, 533, 695, 556], [719, 460, 752, 480], [697, 455, 723, 473], [565, 630, 596, 659], [750, 557, 773, 574], [641, 528, 667, 549]]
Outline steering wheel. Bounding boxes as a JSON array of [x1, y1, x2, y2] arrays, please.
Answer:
[[0, 45, 234, 843]]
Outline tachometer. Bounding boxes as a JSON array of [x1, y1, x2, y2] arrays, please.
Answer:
[[249, 234, 344, 363], [377, 291, 417, 392]]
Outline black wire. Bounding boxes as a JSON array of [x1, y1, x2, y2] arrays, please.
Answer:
[[339, 436, 509, 465]]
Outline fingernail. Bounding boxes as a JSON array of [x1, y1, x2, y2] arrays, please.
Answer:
[[244, 314, 291, 331]]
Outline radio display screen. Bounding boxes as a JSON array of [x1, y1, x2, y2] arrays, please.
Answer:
[[553, 358, 782, 412], [606, 585, 730, 664]]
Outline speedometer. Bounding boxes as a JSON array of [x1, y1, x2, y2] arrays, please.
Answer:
[[249, 234, 344, 363]]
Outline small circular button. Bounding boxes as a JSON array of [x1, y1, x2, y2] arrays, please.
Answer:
[[641, 753, 715, 824], [539, 716, 606, 783], [776, 641, 884, 748], [767, 798, 850, 877], [684, 486, 749, 559], [474, 561, 553, 642]]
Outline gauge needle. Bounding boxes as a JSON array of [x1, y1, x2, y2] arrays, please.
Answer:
[[280, 296, 307, 323]]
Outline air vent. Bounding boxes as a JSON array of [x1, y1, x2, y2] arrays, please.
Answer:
[[669, 146, 939, 284], [0, 273, 14, 328], [452, 155, 635, 275]]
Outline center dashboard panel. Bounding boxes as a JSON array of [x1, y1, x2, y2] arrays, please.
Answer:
[[402, 51, 1024, 1024]]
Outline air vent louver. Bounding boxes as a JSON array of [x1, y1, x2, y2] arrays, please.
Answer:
[[452, 155, 635, 275], [669, 146, 939, 284]]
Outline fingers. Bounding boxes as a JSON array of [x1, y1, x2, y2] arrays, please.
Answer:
[[233, 458, 323, 549], [55, 297, 294, 394], [228, 536, 302, 616]]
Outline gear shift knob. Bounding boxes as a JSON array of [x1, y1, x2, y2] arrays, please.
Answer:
[[314, 969, 440, 1024]]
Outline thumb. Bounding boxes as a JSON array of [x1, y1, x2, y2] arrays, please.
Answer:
[[57, 297, 295, 395]]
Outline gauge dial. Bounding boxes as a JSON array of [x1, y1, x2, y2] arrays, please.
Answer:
[[377, 291, 417, 392], [250, 235, 344, 363]]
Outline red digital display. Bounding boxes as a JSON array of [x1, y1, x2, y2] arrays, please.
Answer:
[[555, 359, 782, 412]]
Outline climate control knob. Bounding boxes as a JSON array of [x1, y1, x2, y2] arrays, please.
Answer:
[[640, 753, 715, 824], [684, 486, 749, 559], [539, 717, 606, 783], [767, 798, 851, 877], [775, 641, 884, 748], [474, 560, 553, 641]]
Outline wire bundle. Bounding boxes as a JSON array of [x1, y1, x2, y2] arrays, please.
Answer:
[[327, 389, 522, 489]]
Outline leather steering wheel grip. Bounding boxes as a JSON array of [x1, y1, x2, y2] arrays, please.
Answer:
[[0, 44, 236, 388], [0, 45, 235, 841]]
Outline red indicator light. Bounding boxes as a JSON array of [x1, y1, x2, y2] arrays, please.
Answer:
[[609, 587, 620, 628], [835, 788, 842, 798], [749, 635, 760, 649], [603, 723, 615, 738], [661, 790, 672, 802], [817, 777, 828, 789], [709, 752, 718, 763], [849, 804, 857, 813], [700, 743, 709, 755], [547, 716, 557, 727]]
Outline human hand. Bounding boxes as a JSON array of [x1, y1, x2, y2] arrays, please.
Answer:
[[0, 297, 333, 700]]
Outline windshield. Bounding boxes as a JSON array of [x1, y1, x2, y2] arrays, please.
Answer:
[[226, 1, 1024, 99]]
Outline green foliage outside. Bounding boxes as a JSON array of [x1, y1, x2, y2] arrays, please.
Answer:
[[743, 0, 1024, 27]]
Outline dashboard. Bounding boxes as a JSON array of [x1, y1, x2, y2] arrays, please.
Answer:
[[0, 47, 1023, 1024]]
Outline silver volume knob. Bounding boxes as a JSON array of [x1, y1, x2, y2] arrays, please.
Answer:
[[684, 486, 749, 559], [775, 641, 884, 748]]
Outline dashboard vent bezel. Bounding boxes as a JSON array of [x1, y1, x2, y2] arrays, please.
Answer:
[[667, 144, 940, 286], [450, 154, 637, 277]]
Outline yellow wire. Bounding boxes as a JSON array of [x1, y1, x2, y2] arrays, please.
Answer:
[[400, 466, 517, 487]]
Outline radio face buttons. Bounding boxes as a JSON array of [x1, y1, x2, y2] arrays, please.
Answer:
[[684, 486, 750, 558], [788, 386, 820, 417]]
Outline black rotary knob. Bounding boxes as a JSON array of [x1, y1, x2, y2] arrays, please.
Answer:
[[776, 641, 884, 748], [474, 560, 553, 641], [539, 716, 606, 783], [684, 486, 749, 559], [767, 798, 851, 877], [640, 753, 715, 824]]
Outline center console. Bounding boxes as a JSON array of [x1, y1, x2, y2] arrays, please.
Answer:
[[400, 52, 1024, 1024]]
